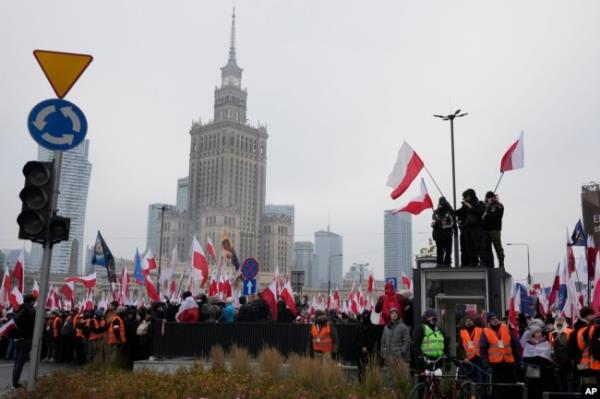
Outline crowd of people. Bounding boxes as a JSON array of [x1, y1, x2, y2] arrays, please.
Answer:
[[432, 188, 505, 268]]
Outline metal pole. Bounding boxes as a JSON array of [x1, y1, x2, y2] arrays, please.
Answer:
[[527, 245, 531, 285], [28, 151, 62, 392], [450, 118, 460, 268], [328, 257, 331, 296], [157, 206, 165, 289]]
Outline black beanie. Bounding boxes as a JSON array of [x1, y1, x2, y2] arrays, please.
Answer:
[[580, 306, 595, 319]]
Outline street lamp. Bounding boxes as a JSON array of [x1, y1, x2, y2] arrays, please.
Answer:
[[434, 109, 468, 268], [328, 254, 343, 295], [157, 205, 167, 290], [506, 243, 531, 285]]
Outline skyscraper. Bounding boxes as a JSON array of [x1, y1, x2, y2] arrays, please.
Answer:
[[293, 241, 314, 287], [384, 210, 412, 281], [314, 230, 343, 290], [31, 140, 92, 274], [188, 10, 268, 261], [176, 176, 189, 211]]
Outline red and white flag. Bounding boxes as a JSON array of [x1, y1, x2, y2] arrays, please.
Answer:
[[11, 249, 25, 293], [401, 272, 413, 293], [500, 131, 524, 172], [118, 266, 129, 305], [208, 274, 218, 297], [59, 281, 75, 303], [8, 287, 23, 308], [84, 289, 94, 311], [142, 248, 158, 273], [280, 279, 297, 317], [144, 274, 160, 302], [387, 141, 424, 200], [176, 296, 200, 323], [190, 236, 209, 287], [206, 236, 217, 263], [547, 263, 562, 309], [32, 279, 39, 298], [262, 278, 278, 321], [0, 268, 11, 308], [65, 272, 97, 289], [508, 283, 521, 335], [0, 319, 17, 337], [591, 251, 600, 313], [159, 247, 177, 287], [392, 178, 433, 215]]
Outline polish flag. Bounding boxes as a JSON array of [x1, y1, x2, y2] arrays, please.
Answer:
[[401, 272, 413, 293], [118, 266, 129, 306], [142, 248, 158, 273], [159, 247, 177, 287], [587, 235, 597, 282], [60, 281, 75, 302], [562, 272, 581, 320], [591, 251, 600, 313], [392, 178, 433, 215], [46, 286, 57, 310], [280, 279, 297, 317], [547, 263, 562, 308], [65, 272, 97, 289], [333, 288, 341, 311], [84, 289, 94, 311], [176, 296, 200, 323], [387, 141, 424, 200], [206, 236, 217, 263], [0, 319, 17, 337], [11, 249, 25, 293], [8, 287, 23, 308], [366, 274, 374, 295], [190, 236, 209, 287], [567, 244, 576, 277], [348, 282, 359, 314], [261, 278, 278, 321], [0, 268, 11, 308], [144, 274, 160, 302], [32, 279, 39, 298], [208, 274, 218, 297], [508, 283, 521, 335], [500, 131, 524, 172], [221, 275, 233, 299]]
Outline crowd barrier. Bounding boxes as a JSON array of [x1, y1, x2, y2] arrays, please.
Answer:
[[153, 322, 383, 363]]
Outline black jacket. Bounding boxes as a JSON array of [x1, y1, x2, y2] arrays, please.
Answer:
[[432, 207, 454, 241], [13, 303, 36, 339], [482, 201, 504, 231], [456, 200, 485, 229]]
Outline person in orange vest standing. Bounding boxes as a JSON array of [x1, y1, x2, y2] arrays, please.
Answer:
[[575, 316, 600, 390], [107, 306, 127, 366], [308, 310, 338, 360], [87, 309, 107, 363], [73, 309, 86, 365], [51, 310, 63, 362], [458, 313, 483, 382], [479, 312, 520, 398]]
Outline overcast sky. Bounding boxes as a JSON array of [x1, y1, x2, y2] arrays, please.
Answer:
[[1, 1, 599, 281]]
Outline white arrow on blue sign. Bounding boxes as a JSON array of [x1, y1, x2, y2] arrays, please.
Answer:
[[27, 98, 87, 151], [243, 279, 257, 295]]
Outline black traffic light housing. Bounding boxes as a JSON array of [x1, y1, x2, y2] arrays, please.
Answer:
[[16, 161, 70, 245]]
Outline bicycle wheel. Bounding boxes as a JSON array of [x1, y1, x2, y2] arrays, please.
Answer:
[[410, 382, 444, 399]]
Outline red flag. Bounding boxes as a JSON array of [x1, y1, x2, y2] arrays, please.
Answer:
[[387, 141, 424, 200], [11, 249, 24, 293], [587, 235, 597, 282], [142, 248, 158, 272], [280, 279, 297, 317], [261, 278, 278, 321], [366, 274, 374, 295], [500, 131, 524, 172], [591, 251, 600, 313], [401, 272, 413, 292], [567, 245, 576, 277], [206, 236, 217, 262], [59, 282, 75, 302], [8, 287, 23, 308], [208, 275, 218, 297], [190, 236, 209, 287], [547, 263, 561, 308], [0, 269, 11, 308], [65, 272, 97, 289], [392, 178, 433, 215], [144, 274, 160, 302]]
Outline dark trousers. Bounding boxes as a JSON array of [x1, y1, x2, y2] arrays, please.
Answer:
[[481, 230, 504, 268], [60, 334, 74, 362], [490, 363, 518, 399], [74, 337, 85, 364], [435, 238, 452, 266], [12, 339, 32, 388], [461, 227, 483, 267]]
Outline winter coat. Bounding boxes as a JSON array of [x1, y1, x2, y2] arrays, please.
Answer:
[[482, 201, 504, 231], [456, 197, 485, 229], [520, 330, 553, 363], [380, 320, 410, 363], [223, 304, 235, 323], [432, 207, 454, 241]]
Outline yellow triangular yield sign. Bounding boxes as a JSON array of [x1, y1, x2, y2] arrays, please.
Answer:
[[33, 50, 93, 98]]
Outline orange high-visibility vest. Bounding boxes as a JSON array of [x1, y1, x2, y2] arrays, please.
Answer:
[[52, 317, 62, 338], [577, 326, 600, 371], [311, 324, 333, 353], [108, 315, 126, 345], [73, 315, 85, 339], [549, 328, 572, 345], [88, 319, 106, 341], [460, 327, 482, 360], [483, 324, 515, 364]]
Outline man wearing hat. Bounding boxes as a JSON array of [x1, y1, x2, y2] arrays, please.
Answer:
[[308, 309, 338, 360], [412, 309, 448, 371], [458, 313, 483, 381], [481, 191, 504, 268], [380, 307, 410, 365], [480, 312, 520, 397]]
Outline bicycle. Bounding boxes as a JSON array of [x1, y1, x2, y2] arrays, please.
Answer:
[[409, 356, 487, 399]]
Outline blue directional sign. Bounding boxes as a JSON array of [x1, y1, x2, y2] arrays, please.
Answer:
[[241, 258, 259, 280], [243, 279, 257, 296], [27, 98, 87, 151], [385, 277, 397, 291]]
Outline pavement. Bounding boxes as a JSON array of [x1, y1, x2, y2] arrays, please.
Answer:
[[0, 359, 77, 397]]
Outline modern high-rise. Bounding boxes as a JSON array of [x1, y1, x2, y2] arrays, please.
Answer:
[[31, 140, 92, 274], [293, 241, 314, 287], [176, 177, 189, 211], [188, 10, 268, 261], [259, 213, 293, 273], [384, 210, 412, 281], [314, 230, 343, 290]]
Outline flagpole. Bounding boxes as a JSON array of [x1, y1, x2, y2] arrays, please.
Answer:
[[493, 172, 505, 193], [423, 166, 444, 198]]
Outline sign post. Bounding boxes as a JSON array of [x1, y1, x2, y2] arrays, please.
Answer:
[[26, 50, 92, 392]]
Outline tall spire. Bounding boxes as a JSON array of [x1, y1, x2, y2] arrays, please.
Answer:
[[228, 7, 237, 63]]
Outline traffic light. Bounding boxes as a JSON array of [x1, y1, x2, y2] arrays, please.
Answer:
[[16, 161, 70, 244]]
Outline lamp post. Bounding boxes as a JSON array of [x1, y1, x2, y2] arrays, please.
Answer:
[[157, 205, 166, 289], [434, 109, 468, 268], [506, 243, 531, 285], [328, 254, 343, 295]]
